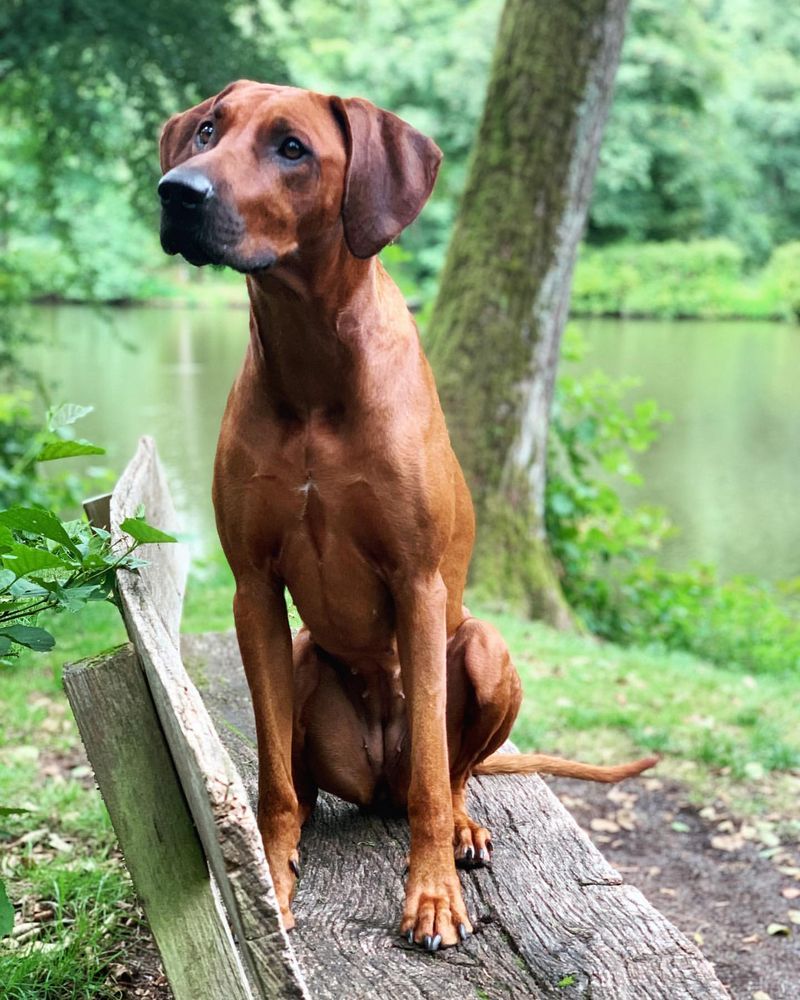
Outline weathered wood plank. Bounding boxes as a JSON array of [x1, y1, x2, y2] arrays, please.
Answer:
[[63, 645, 253, 1000], [184, 630, 730, 1000], [110, 437, 308, 999]]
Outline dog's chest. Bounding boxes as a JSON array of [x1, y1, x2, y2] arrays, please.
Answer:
[[251, 420, 399, 653]]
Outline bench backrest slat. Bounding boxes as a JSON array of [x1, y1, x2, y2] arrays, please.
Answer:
[[110, 436, 308, 999]]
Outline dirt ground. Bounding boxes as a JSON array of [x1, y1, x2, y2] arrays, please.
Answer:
[[118, 772, 800, 999], [549, 774, 800, 1000]]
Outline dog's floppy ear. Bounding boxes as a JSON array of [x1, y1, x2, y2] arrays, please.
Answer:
[[331, 97, 443, 259], [159, 80, 258, 173]]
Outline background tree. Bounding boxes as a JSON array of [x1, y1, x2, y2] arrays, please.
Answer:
[[427, 0, 629, 626]]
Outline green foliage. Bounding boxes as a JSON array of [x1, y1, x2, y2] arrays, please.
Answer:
[[0, 392, 109, 510], [608, 565, 800, 675], [3, 0, 800, 304], [0, 393, 111, 512], [0, 880, 12, 938], [572, 239, 799, 320], [0, 503, 176, 660], [0, 0, 287, 304], [589, 0, 800, 263], [0, 405, 176, 660], [547, 330, 800, 674], [760, 242, 800, 319]]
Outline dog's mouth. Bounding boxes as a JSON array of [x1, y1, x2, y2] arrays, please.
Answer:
[[160, 221, 276, 275]]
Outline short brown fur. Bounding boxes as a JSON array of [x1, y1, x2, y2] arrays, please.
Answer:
[[158, 80, 656, 949]]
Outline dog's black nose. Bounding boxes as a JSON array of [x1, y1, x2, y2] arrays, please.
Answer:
[[158, 168, 214, 209]]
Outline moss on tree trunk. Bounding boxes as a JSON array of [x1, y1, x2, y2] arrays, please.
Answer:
[[428, 0, 629, 627]]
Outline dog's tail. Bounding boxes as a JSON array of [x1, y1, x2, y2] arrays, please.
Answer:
[[473, 752, 658, 784]]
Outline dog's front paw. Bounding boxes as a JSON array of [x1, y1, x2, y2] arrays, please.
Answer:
[[400, 868, 472, 950]]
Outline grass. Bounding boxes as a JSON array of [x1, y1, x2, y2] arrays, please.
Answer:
[[0, 558, 237, 997], [1, 553, 799, 994], [485, 606, 800, 821]]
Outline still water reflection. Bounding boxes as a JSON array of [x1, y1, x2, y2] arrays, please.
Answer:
[[573, 318, 800, 580], [20, 307, 800, 580]]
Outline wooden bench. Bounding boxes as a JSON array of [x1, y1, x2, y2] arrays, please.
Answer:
[[64, 438, 729, 999]]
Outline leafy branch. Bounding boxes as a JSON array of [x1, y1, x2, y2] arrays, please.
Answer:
[[0, 505, 175, 657], [0, 403, 176, 659], [0, 405, 176, 937]]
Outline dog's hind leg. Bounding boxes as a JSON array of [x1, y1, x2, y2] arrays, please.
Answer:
[[292, 629, 380, 810], [445, 616, 522, 867]]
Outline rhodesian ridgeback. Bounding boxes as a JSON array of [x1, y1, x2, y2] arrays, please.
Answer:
[[158, 80, 655, 950]]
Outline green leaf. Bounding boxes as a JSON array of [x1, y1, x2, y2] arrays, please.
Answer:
[[51, 584, 105, 612], [0, 507, 80, 555], [0, 569, 15, 593], [0, 806, 33, 816], [36, 436, 106, 462], [2, 544, 73, 576], [0, 879, 13, 938], [557, 975, 576, 988], [0, 625, 56, 651], [0, 636, 11, 656], [9, 578, 49, 598], [120, 517, 177, 545], [47, 403, 94, 432]]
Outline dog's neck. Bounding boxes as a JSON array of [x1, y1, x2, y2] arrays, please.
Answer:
[[245, 240, 413, 413]]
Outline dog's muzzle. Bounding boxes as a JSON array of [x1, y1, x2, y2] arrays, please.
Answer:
[[157, 167, 274, 273], [158, 166, 232, 266]]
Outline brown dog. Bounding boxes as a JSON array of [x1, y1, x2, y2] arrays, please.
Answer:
[[158, 80, 655, 951]]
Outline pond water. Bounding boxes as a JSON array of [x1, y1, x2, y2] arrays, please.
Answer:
[[19, 306, 800, 581]]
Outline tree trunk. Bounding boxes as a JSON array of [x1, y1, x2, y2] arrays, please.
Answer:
[[427, 0, 629, 627]]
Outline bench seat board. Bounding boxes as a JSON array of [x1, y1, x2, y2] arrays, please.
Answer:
[[183, 630, 730, 1000]]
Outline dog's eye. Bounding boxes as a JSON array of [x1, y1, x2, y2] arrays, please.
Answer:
[[197, 122, 215, 147], [278, 137, 306, 161]]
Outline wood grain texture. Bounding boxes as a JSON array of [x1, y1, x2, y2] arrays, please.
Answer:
[[110, 437, 308, 999], [184, 631, 730, 1000], [63, 646, 254, 1000]]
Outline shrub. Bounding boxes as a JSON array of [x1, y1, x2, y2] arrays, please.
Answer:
[[571, 239, 791, 320], [760, 241, 800, 319]]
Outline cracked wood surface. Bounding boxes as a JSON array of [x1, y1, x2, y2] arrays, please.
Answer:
[[183, 630, 730, 1000]]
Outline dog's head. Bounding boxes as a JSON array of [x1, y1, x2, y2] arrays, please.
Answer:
[[157, 80, 442, 274]]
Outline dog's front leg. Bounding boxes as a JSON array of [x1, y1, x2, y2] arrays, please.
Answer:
[[233, 574, 300, 927], [395, 574, 472, 949]]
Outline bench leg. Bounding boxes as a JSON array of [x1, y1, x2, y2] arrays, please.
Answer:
[[64, 644, 254, 1000]]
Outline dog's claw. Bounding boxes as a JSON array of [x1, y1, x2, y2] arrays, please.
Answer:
[[430, 934, 442, 952], [405, 929, 414, 944], [465, 846, 475, 862], [459, 922, 469, 942], [423, 934, 432, 951], [289, 859, 300, 878], [479, 847, 488, 863]]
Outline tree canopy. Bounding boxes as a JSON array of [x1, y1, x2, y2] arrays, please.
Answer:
[[1, 0, 799, 301]]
